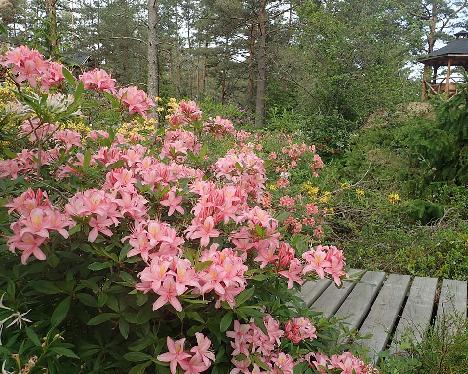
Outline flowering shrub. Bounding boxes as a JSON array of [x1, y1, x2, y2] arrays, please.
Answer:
[[0, 46, 376, 373]]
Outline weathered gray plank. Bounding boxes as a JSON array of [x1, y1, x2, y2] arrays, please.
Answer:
[[390, 277, 438, 352], [436, 279, 467, 322], [359, 274, 411, 363], [311, 269, 361, 318], [334, 271, 386, 329], [300, 278, 332, 307]]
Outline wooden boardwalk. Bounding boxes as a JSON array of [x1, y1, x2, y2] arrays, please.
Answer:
[[300, 270, 467, 363]]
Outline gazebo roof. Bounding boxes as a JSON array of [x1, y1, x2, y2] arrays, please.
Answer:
[[419, 31, 468, 66]]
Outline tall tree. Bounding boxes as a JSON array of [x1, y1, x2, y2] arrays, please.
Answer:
[[255, 0, 267, 127], [147, 0, 159, 100], [45, 0, 59, 58]]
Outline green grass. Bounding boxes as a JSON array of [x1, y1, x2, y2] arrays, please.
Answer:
[[378, 314, 468, 374]]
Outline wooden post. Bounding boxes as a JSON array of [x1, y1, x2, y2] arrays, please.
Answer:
[[445, 59, 451, 94], [422, 79, 427, 101]]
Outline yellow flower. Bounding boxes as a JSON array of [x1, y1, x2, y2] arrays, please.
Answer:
[[319, 191, 331, 204], [356, 189, 365, 198], [340, 181, 351, 189], [267, 183, 277, 191], [63, 120, 91, 134], [388, 192, 401, 204]]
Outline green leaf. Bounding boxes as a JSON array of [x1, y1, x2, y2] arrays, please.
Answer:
[[88, 261, 113, 271], [128, 336, 155, 352], [82, 149, 92, 170], [195, 260, 212, 272], [236, 306, 263, 318], [129, 361, 152, 374], [123, 351, 153, 362], [119, 319, 130, 339], [235, 287, 255, 307], [25, 327, 41, 347], [30, 280, 62, 294], [3, 148, 16, 159], [51, 296, 71, 327], [87, 313, 118, 325], [253, 316, 268, 335], [120, 271, 135, 284], [62, 67, 76, 86], [76, 293, 97, 307], [68, 224, 81, 236], [186, 311, 205, 324], [220, 311, 233, 332], [50, 347, 79, 359], [251, 354, 269, 371]]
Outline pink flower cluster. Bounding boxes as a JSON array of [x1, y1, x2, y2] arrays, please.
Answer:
[[117, 86, 154, 116], [281, 143, 315, 162], [168, 100, 203, 127], [186, 181, 246, 247], [65, 189, 122, 242], [135, 246, 247, 311], [311, 154, 324, 177], [284, 317, 317, 344], [1, 46, 64, 90], [79, 68, 116, 93], [125, 219, 184, 261], [305, 352, 376, 374], [6, 189, 74, 264], [161, 129, 201, 161], [203, 116, 235, 137], [157, 334, 215, 374], [227, 317, 296, 374], [198, 246, 248, 308], [213, 149, 266, 200], [303, 245, 346, 286]]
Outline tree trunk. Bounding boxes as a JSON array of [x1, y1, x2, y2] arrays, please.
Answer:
[[255, 0, 267, 128], [247, 22, 255, 109], [424, 2, 437, 83], [147, 0, 159, 101], [45, 0, 59, 59]]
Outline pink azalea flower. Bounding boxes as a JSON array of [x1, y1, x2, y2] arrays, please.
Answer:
[[152, 277, 184, 312], [79, 68, 116, 93], [180, 355, 209, 374], [160, 190, 184, 216], [190, 333, 215, 367], [302, 247, 331, 279], [117, 86, 154, 116], [188, 216, 219, 247], [157, 337, 191, 374], [279, 258, 304, 289]]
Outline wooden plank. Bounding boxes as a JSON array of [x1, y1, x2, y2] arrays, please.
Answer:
[[311, 269, 361, 318], [359, 274, 411, 363], [436, 279, 467, 322], [390, 277, 438, 352], [300, 278, 331, 307], [334, 271, 386, 330]]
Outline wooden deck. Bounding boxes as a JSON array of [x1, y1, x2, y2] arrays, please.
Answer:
[[300, 270, 467, 363]]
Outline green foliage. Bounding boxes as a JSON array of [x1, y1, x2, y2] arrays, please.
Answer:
[[308, 97, 468, 280], [379, 314, 468, 374], [398, 84, 468, 185]]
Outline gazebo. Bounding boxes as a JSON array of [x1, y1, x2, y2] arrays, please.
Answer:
[[419, 31, 468, 100]]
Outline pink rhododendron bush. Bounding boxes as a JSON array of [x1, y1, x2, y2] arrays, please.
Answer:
[[0, 46, 377, 374]]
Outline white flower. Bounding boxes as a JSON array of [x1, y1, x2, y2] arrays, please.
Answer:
[[0, 294, 32, 346], [1, 360, 15, 374]]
